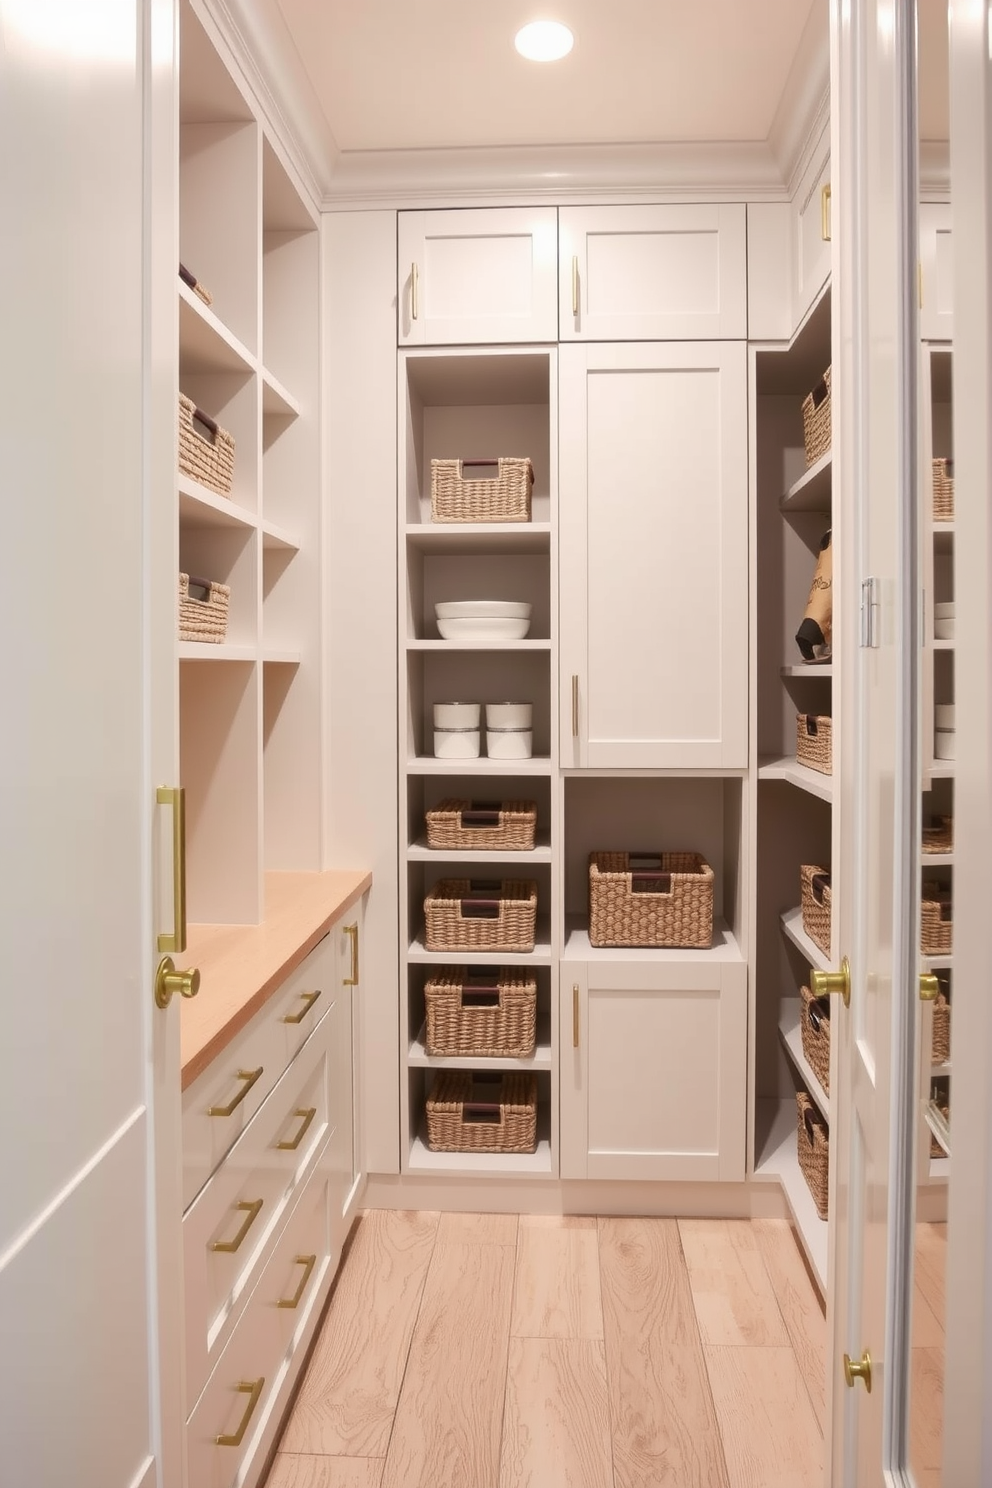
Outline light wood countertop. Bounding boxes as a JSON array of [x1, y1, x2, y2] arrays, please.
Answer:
[[179, 868, 372, 1089]]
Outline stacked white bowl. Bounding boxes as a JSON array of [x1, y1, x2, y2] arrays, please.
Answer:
[[435, 600, 532, 641], [934, 704, 955, 761], [485, 701, 533, 759], [934, 602, 955, 640], [433, 701, 480, 758]]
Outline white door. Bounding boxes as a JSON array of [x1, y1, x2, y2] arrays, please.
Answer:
[[829, 0, 921, 1481], [559, 342, 748, 769], [0, 5, 183, 1486]]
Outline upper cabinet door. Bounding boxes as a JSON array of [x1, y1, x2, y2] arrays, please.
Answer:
[[397, 207, 559, 345], [559, 204, 747, 340], [919, 203, 953, 342], [559, 342, 748, 769], [793, 148, 832, 327]]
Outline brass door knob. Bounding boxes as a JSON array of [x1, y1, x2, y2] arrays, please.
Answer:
[[843, 1350, 872, 1393], [810, 956, 851, 1009], [920, 973, 940, 1002], [155, 956, 200, 1009]]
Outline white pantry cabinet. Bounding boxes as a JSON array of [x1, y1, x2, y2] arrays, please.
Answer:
[[397, 207, 559, 345], [559, 957, 747, 1181], [792, 145, 832, 329], [559, 341, 749, 769], [559, 204, 747, 341]]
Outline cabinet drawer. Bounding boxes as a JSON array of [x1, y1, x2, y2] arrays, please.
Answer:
[[186, 1173, 335, 1488], [184, 1023, 335, 1408], [183, 933, 334, 1209]]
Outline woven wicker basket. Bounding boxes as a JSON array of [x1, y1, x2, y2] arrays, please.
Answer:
[[921, 883, 952, 955], [802, 367, 832, 467], [424, 968, 537, 1058], [178, 392, 235, 496], [930, 1094, 951, 1159], [800, 865, 832, 958], [588, 852, 714, 949], [796, 714, 832, 775], [922, 816, 953, 855], [426, 1071, 537, 1153], [932, 989, 951, 1065], [424, 879, 538, 953], [932, 458, 954, 521], [425, 799, 537, 852], [430, 458, 533, 523], [178, 572, 230, 643], [800, 984, 831, 1095], [796, 1091, 829, 1219], [179, 261, 213, 307]]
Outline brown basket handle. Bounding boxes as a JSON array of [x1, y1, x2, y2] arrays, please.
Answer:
[[461, 804, 502, 827], [803, 1106, 818, 1144], [807, 998, 830, 1033], [811, 376, 829, 409], [460, 901, 500, 918], [804, 717, 819, 736], [462, 1103, 502, 1122], [460, 986, 500, 1005], [630, 872, 672, 895], [179, 262, 197, 290], [811, 872, 830, 906], [189, 404, 219, 443]]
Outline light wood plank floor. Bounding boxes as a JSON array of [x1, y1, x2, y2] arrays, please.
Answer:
[[268, 1212, 825, 1488]]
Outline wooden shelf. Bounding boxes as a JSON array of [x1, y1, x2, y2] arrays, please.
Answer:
[[780, 906, 831, 974], [758, 755, 833, 803], [408, 756, 553, 776], [780, 451, 832, 512], [754, 1098, 827, 1294], [781, 662, 833, 678], [561, 918, 744, 964], [406, 1132, 554, 1177], [778, 1000, 830, 1121], [408, 1021, 554, 1072], [178, 280, 255, 375], [407, 833, 553, 863], [178, 475, 256, 532], [406, 522, 552, 556], [408, 931, 554, 967]]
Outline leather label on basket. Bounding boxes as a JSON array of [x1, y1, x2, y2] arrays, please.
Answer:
[[631, 873, 672, 895]]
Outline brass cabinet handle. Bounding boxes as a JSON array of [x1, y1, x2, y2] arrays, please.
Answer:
[[154, 956, 200, 1010], [215, 1377, 265, 1447], [411, 261, 419, 321], [344, 923, 359, 986], [211, 1198, 263, 1254], [156, 785, 187, 953], [282, 989, 322, 1025], [208, 1066, 264, 1118], [843, 1350, 872, 1393], [810, 956, 850, 1009], [571, 674, 579, 738], [276, 1106, 317, 1152], [821, 183, 832, 242], [277, 1254, 317, 1310], [920, 973, 940, 1002], [571, 254, 579, 317], [573, 984, 580, 1048]]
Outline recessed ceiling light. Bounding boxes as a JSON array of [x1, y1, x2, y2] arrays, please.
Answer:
[[514, 20, 574, 62]]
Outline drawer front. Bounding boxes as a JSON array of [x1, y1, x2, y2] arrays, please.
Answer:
[[183, 933, 334, 1209], [186, 1174, 334, 1488], [184, 1022, 336, 1407]]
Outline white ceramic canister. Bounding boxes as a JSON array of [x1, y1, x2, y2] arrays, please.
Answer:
[[934, 703, 956, 760], [486, 727, 533, 760], [933, 602, 955, 641], [434, 700, 480, 729], [485, 701, 533, 730], [434, 727, 481, 759]]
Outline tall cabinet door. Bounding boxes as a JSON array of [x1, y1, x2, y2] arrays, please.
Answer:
[[397, 207, 558, 345], [559, 342, 748, 769]]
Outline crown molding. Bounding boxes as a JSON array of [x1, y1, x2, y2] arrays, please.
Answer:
[[767, 0, 831, 192]]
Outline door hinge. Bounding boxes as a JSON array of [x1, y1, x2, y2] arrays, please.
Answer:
[[861, 578, 880, 648]]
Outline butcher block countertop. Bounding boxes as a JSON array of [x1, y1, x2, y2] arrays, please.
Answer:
[[178, 868, 372, 1089]]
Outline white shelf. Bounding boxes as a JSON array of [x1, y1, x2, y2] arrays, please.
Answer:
[[754, 1099, 827, 1293], [408, 639, 552, 652], [407, 833, 553, 863], [778, 1000, 830, 1121], [933, 522, 956, 551], [261, 649, 302, 665], [923, 953, 953, 971], [932, 1059, 952, 1077], [260, 518, 301, 552], [781, 662, 833, 678], [928, 763, 955, 779], [561, 918, 744, 964], [178, 642, 256, 662], [406, 1133, 554, 1177], [406, 523, 552, 556], [408, 931, 554, 967], [261, 366, 301, 418], [178, 281, 255, 374], [408, 1023, 554, 1072], [933, 639, 955, 651], [178, 475, 256, 532], [921, 852, 953, 867], [758, 755, 833, 803], [780, 451, 832, 512], [780, 906, 831, 974], [924, 1099, 951, 1158], [408, 756, 553, 776]]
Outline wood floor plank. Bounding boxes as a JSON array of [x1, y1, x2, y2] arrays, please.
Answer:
[[679, 1218, 789, 1348], [437, 1211, 518, 1245], [915, 1223, 947, 1330], [512, 1215, 604, 1339], [599, 1216, 730, 1488], [266, 1456, 384, 1488], [911, 1275, 945, 1349], [380, 1241, 515, 1488], [751, 1218, 826, 1431], [704, 1345, 824, 1488], [499, 1338, 613, 1488], [910, 1346, 945, 1473], [278, 1210, 439, 1457]]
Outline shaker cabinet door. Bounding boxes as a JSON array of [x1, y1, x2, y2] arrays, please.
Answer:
[[559, 342, 748, 769]]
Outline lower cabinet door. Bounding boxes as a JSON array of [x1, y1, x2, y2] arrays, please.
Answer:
[[560, 960, 747, 1182], [186, 1173, 334, 1488]]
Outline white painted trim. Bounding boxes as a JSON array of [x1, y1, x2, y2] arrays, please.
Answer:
[[767, 0, 831, 192], [919, 139, 951, 201]]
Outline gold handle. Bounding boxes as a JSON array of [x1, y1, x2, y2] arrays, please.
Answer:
[[843, 1350, 872, 1393], [344, 922, 359, 986], [821, 183, 832, 242], [208, 1066, 264, 1118], [810, 956, 851, 1009], [411, 261, 419, 321], [276, 1106, 317, 1152], [572, 984, 579, 1048], [277, 1253, 317, 1310], [571, 255, 579, 317], [571, 674, 579, 738], [154, 956, 200, 1010], [211, 1198, 263, 1254], [156, 785, 187, 953], [282, 989, 322, 1025], [920, 973, 940, 1003], [215, 1378, 265, 1447]]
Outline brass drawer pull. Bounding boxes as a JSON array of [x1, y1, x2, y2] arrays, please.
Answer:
[[211, 1199, 263, 1255], [571, 254, 579, 317], [277, 1253, 317, 1310], [276, 1106, 317, 1152], [215, 1377, 265, 1447], [282, 989, 322, 1025], [571, 674, 579, 738], [208, 1066, 264, 1118], [573, 984, 580, 1048], [821, 182, 832, 242], [411, 261, 419, 321], [156, 785, 187, 954], [344, 923, 359, 986]]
